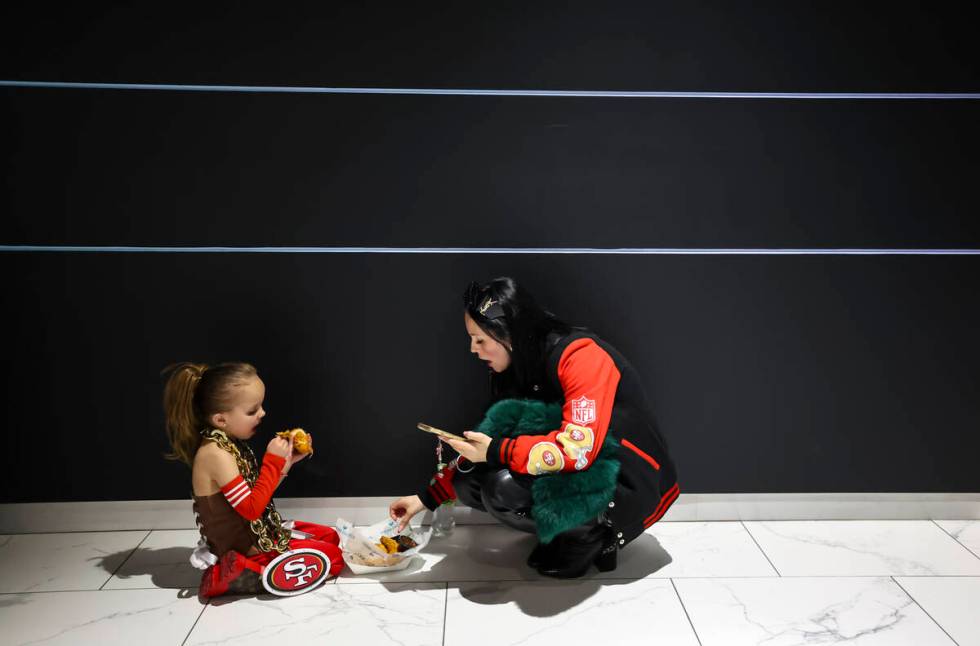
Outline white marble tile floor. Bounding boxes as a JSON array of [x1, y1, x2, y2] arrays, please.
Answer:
[[1, 520, 978, 645], [675, 576, 956, 645], [893, 576, 980, 646], [445, 579, 699, 646], [186, 583, 446, 646], [0, 530, 149, 593], [935, 520, 980, 559], [743, 520, 980, 576]]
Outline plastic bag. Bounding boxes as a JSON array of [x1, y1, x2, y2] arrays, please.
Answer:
[[336, 517, 432, 574]]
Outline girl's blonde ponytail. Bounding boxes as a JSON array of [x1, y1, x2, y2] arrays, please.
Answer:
[[162, 362, 208, 465]]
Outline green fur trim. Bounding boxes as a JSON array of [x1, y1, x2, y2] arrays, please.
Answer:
[[475, 399, 620, 543]]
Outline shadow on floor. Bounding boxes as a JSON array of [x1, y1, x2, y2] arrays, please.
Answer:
[[380, 531, 674, 617], [96, 530, 674, 616], [0, 596, 32, 609], [94, 547, 199, 599]]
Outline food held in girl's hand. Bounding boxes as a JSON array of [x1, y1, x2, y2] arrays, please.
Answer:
[[277, 428, 313, 455]]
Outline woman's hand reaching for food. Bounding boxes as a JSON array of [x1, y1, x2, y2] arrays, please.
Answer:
[[389, 495, 426, 532], [443, 431, 491, 463]]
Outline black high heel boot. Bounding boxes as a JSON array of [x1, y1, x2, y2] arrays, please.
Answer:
[[536, 524, 617, 579], [526, 537, 563, 569], [593, 542, 618, 573]]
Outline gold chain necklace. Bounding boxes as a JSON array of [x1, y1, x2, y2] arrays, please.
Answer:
[[202, 428, 292, 553]]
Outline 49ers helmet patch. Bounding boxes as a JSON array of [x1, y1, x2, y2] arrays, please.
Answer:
[[527, 442, 565, 475], [557, 423, 595, 470]]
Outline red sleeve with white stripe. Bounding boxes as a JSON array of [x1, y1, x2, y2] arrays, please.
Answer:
[[418, 461, 459, 510], [219, 453, 287, 521], [487, 338, 621, 475]]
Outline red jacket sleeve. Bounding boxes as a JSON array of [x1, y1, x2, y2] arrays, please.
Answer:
[[486, 338, 621, 475], [219, 452, 286, 521], [418, 461, 460, 510]]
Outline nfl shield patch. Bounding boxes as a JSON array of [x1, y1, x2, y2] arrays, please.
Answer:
[[570, 395, 596, 426], [261, 548, 332, 596]]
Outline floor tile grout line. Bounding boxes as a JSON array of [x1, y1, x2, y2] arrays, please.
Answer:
[[890, 576, 962, 646], [740, 521, 782, 576], [441, 582, 448, 646], [332, 573, 980, 585], [0, 587, 167, 595], [180, 600, 210, 646], [53, 571, 980, 595], [2, 519, 977, 535], [931, 520, 980, 562], [99, 529, 152, 591], [0, 585, 198, 594], [670, 578, 704, 646], [7, 573, 980, 596], [0, 528, 188, 536]]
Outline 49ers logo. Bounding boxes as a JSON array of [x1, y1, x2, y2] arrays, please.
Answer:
[[261, 549, 331, 596], [527, 442, 564, 475], [570, 396, 596, 426], [557, 423, 595, 470]]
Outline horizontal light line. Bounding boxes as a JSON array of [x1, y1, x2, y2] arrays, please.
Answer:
[[2, 80, 979, 99], [2, 246, 979, 256]]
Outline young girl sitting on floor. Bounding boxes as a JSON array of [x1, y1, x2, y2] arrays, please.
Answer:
[[163, 362, 343, 597]]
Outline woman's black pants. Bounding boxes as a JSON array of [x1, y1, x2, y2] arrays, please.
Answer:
[[454, 464, 537, 533]]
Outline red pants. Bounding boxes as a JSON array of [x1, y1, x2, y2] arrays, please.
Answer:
[[250, 520, 344, 576]]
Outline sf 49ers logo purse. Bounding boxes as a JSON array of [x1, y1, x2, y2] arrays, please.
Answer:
[[261, 548, 332, 596]]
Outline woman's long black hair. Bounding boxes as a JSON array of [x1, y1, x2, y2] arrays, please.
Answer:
[[463, 277, 573, 400]]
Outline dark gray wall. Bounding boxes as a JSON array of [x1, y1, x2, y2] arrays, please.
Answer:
[[2, 2, 979, 502]]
